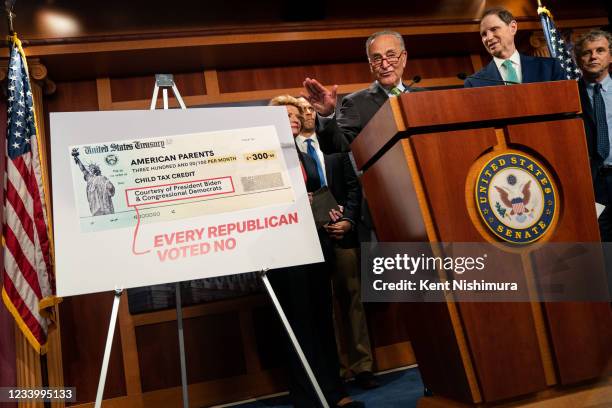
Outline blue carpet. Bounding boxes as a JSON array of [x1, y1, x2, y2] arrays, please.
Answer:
[[231, 366, 424, 408]]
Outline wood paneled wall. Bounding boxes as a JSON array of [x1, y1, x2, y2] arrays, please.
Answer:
[[9, 0, 608, 42], [97, 55, 473, 112], [109, 74, 206, 103]]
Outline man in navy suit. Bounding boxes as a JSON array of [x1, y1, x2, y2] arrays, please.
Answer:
[[575, 29, 612, 240], [464, 7, 565, 88]]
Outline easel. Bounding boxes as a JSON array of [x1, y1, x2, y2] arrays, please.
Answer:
[[94, 74, 191, 408], [149, 74, 190, 408], [95, 74, 329, 408]]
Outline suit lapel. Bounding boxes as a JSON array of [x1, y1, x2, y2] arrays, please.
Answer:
[[324, 154, 333, 186], [485, 60, 503, 82], [520, 54, 534, 83], [577, 79, 598, 166], [579, 78, 595, 125], [299, 150, 321, 191], [367, 82, 389, 109], [298, 149, 315, 175]]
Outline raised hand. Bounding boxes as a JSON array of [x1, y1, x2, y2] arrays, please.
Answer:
[[302, 77, 338, 117]]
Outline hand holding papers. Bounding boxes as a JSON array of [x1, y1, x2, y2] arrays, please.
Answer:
[[310, 186, 338, 228]]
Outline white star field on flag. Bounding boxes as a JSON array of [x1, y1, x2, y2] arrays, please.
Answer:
[[541, 16, 581, 80], [6, 51, 36, 158]]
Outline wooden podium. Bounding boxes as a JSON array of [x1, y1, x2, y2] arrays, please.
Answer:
[[351, 81, 612, 406]]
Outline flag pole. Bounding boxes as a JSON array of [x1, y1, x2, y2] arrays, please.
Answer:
[[537, 0, 552, 19], [5, 1, 58, 300], [536, 1, 581, 79], [4, 0, 16, 36]]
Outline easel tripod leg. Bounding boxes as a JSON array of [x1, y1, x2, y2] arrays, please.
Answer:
[[259, 270, 330, 408], [94, 289, 123, 408], [175, 282, 190, 408]]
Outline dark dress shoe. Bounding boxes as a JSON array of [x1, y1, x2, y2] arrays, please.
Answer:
[[355, 371, 380, 390]]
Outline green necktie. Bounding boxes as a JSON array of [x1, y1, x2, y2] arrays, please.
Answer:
[[390, 86, 402, 96], [502, 60, 520, 84]]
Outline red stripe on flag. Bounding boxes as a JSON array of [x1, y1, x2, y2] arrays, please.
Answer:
[[9, 153, 55, 291], [11, 157, 33, 196], [2, 270, 45, 345], [3, 225, 43, 299], [22, 157, 52, 280], [5, 181, 34, 243]]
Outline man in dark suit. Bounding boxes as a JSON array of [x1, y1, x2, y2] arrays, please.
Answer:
[[268, 95, 366, 408], [296, 96, 378, 390], [575, 29, 612, 240], [302, 30, 424, 153], [464, 7, 565, 88], [301, 32, 430, 394], [301, 30, 426, 245]]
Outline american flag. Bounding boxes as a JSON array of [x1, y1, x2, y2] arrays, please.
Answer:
[[538, 5, 582, 80], [1, 34, 56, 354]]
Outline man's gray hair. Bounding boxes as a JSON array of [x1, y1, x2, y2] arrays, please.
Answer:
[[365, 30, 405, 58], [574, 29, 612, 59], [481, 7, 515, 25]]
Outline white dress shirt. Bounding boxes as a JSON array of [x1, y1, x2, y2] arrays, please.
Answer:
[[493, 50, 522, 83], [376, 80, 406, 96]]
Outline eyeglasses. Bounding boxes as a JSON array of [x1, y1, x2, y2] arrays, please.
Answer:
[[369, 51, 405, 68]]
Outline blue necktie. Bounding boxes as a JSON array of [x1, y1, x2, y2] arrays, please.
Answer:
[[594, 83, 610, 161], [305, 139, 326, 188]]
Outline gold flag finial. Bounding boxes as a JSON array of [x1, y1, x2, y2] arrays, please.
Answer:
[[537, 1, 553, 19]]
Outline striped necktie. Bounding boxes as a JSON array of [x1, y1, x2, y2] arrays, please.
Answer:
[[390, 87, 402, 96], [594, 83, 610, 161], [305, 139, 326, 188]]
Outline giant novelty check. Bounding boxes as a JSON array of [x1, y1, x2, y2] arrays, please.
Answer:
[[70, 125, 294, 232]]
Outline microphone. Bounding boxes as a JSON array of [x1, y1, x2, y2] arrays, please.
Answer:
[[405, 75, 421, 89], [457, 72, 519, 85]]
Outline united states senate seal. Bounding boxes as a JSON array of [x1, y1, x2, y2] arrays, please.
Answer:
[[475, 152, 557, 244]]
